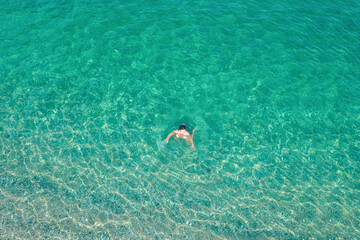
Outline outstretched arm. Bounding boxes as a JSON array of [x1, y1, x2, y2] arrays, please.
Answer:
[[164, 131, 176, 144], [190, 127, 198, 150], [191, 126, 198, 138], [190, 138, 196, 150]]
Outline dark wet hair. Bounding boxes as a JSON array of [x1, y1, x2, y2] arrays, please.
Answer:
[[179, 124, 186, 130]]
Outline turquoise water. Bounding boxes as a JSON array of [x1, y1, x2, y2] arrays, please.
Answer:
[[1, 0, 360, 239]]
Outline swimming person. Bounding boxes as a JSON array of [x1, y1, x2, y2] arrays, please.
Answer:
[[164, 124, 198, 150]]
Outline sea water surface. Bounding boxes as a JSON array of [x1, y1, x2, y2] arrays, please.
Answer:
[[1, 0, 359, 239]]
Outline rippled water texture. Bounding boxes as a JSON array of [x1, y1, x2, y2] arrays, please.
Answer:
[[1, 0, 360, 239]]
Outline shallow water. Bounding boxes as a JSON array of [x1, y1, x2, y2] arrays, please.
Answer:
[[1, 0, 359, 239]]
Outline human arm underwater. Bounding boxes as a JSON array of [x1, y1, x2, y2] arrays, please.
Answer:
[[190, 127, 198, 150], [164, 130, 176, 144], [191, 126, 198, 138]]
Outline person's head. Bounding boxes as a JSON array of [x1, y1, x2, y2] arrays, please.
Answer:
[[179, 124, 186, 130]]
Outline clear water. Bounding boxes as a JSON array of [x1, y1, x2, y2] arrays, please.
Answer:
[[1, 0, 359, 239]]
